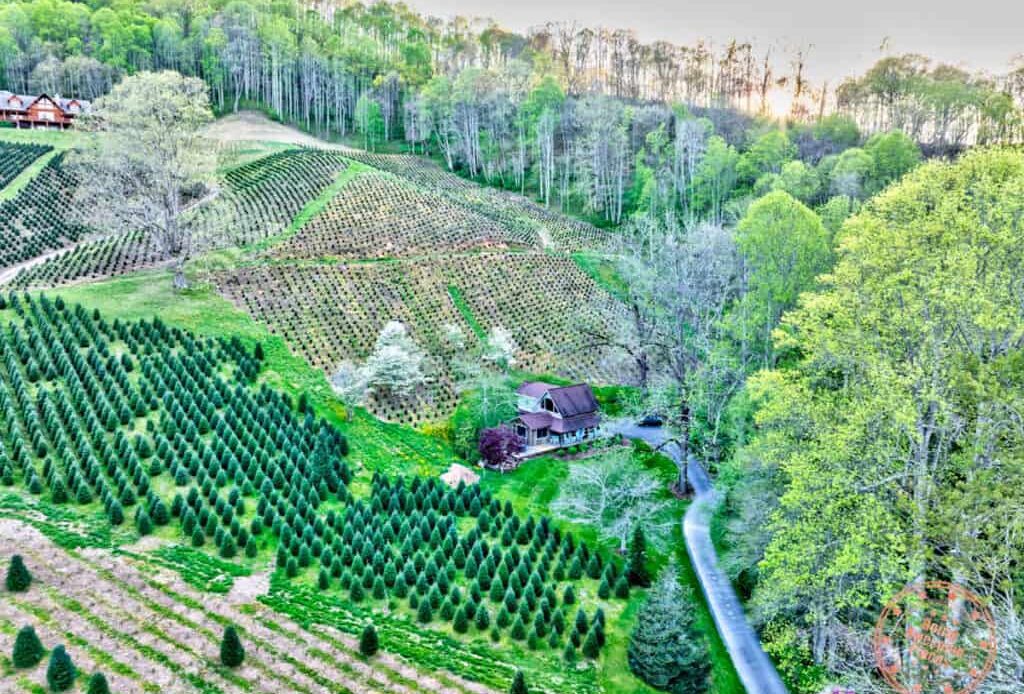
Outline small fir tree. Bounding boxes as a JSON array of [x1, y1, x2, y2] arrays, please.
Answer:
[[628, 560, 709, 692], [510, 616, 527, 640], [12, 625, 44, 668], [46, 645, 76, 692], [475, 604, 491, 631], [582, 629, 601, 659], [563, 641, 576, 664], [417, 599, 433, 623], [87, 672, 111, 694], [509, 670, 528, 694], [6, 555, 32, 592], [220, 626, 245, 667], [359, 624, 379, 657], [614, 576, 630, 598], [626, 525, 651, 587]]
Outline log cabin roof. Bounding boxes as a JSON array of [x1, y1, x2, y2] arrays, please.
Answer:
[[0, 91, 90, 114], [515, 381, 553, 398], [515, 410, 601, 433]]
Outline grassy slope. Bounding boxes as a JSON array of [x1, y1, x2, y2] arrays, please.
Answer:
[[0, 128, 81, 201], [0, 149, 58, 201], [46, 270, 741, 693], [0, 127, 81, 150], [482, 451, 744, 694], [570, 253, 629, 302], [447, 284, 486, 338], [50, 271, 453, 486], [215, 139, 299, 171], [32, 273, 607, 692], [14, 119, 742, 691]]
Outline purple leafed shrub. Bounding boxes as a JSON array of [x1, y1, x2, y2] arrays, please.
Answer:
[[478, 426, 524, 467]]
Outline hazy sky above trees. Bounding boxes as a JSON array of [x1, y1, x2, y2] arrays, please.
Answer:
[[408, 0, 1023, 81]]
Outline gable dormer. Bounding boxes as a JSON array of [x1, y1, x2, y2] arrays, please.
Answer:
[[540, 393, 561, 417]]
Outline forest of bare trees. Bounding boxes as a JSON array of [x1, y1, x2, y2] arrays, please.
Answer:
[[3, 0, 1021, 169]]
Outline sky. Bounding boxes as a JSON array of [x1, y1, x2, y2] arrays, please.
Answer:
[[403, 0, 1023, 84]]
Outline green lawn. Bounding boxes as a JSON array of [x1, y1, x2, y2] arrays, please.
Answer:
[[15, 118, 740, 689], [0, 126, 82, 150], [44, 271, 741, 692], [571, 252, 629, 302], [47, 271, 454, 485], [447, 284, 486, 338], [481, 450, 744, 694], [215, 139, 299, 171]]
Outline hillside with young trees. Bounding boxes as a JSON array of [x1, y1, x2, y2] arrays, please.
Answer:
[[2, 0, 1023, 223], [0, 2, 1022, 694]]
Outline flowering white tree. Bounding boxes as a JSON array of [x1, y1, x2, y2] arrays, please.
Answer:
[[552, 450, 675, 552], [67, 71, 218, 290], [361, 321, 429, 398], [481, 326, 518, 373], [329, 360, 368, 420]]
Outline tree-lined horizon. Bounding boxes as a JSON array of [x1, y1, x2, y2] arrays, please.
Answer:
[[1, 0, 1022, 152]]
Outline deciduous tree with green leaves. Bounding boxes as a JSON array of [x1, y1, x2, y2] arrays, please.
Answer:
[[744, 148, 1024, 678], [733, 190, 832, 367], [67, 71, 217, 290]]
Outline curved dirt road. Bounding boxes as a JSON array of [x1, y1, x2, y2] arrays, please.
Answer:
[[617, 423, 789, 694]]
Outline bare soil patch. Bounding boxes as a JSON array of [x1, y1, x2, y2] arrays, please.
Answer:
[[0, 518, 496, 694], [203, 112, 355, 151]]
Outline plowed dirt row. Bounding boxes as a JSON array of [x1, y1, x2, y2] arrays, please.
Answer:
[[0, 519, 499, 694]]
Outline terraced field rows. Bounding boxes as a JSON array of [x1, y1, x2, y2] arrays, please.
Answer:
[[195, 149, 349, 248], [1, 520, 495, 694], [9, 148, 349, 289], [0, 154, 89, 271], [339, 152, 612, 253], [10, 230, 164, 289], [275, 172, 539, 259], [215, 252, 627, 423], [0, 141, 51, 191], [0, 598, 145, 693]]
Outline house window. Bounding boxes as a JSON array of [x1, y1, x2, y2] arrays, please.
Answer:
[[543, 397, 555, 412], [536, 427, 548, 439]]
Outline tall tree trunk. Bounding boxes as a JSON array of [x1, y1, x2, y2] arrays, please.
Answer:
[[173, 259, 188, 291]]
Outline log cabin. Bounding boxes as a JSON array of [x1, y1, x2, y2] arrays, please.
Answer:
[[0, 92, 89, 129]]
